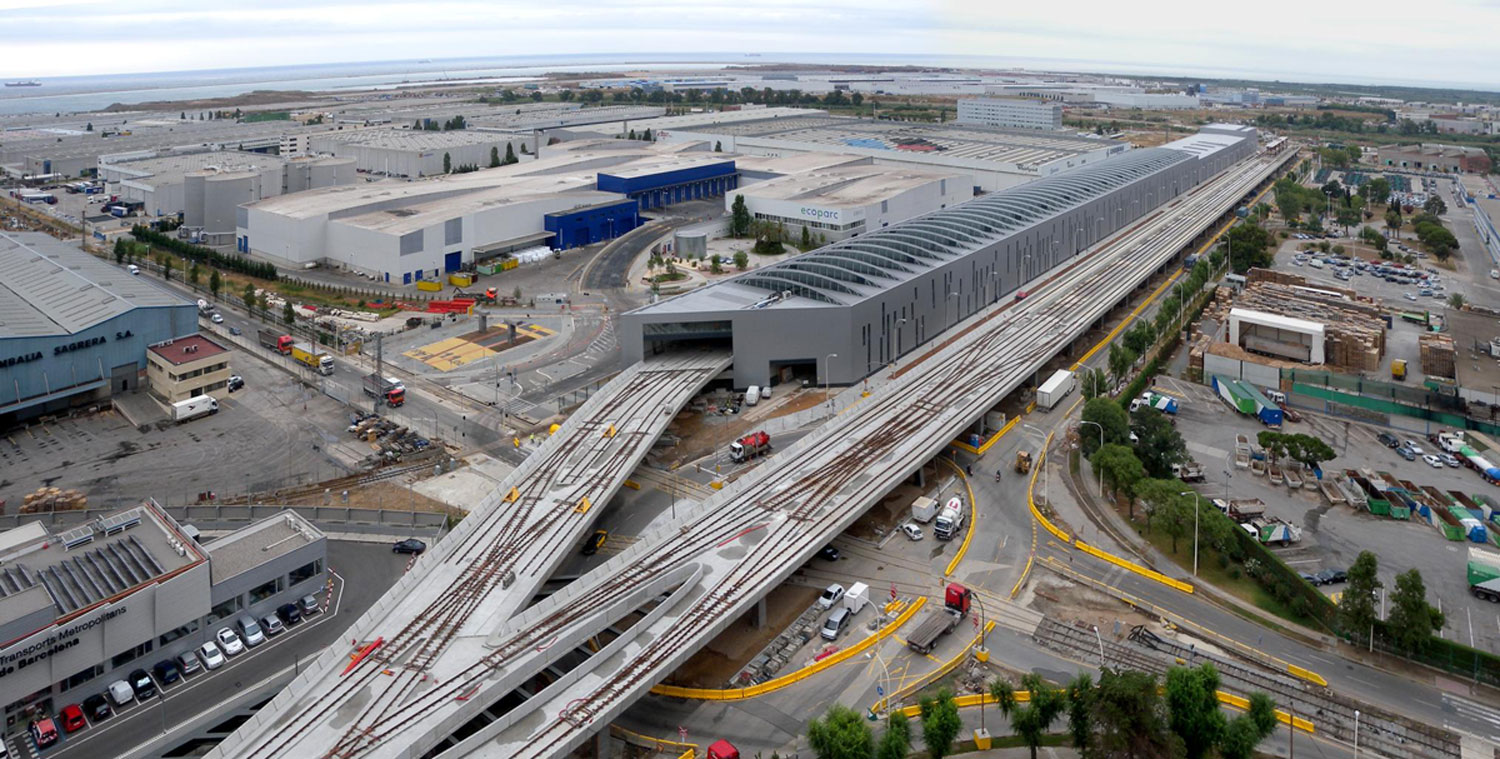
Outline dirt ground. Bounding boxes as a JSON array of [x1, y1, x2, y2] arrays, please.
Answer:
[[1029, 572, 1156, 637], [661, 584, 822, 688], [276, 478, 459, 515]]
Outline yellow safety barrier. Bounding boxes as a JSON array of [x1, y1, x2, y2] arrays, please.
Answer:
[[940, 459, 978, 577], [1218, 691, 1316, 734], [948, 416, 1018, 455], [1286, 664, 1328, 688], [1073, 541, 1194, 594], [1071, 270, 1181, 371], [608, 724, 699, 753], [623, 479, 641, 491], [874, 620, 995, 714], [710, 480, 724, 490], [678, 750, 695, 759], [652, 597, 927, 701], [896, 689, 1033, 718], [1026, 434, 1072, 544], [604, 424, 616, 438], [575, 496, 592, 514], [505, 487, 520, 503], [1009, 553, 1035, 599]]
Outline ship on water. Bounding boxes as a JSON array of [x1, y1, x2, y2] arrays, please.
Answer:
[[5, 81, 41, 87]]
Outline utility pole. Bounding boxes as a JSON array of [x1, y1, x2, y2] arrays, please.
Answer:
[[373, 334, 383, 416]]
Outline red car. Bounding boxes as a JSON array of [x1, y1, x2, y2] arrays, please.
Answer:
[[30, 716, 59, 747], [60, 703, 86, 733]]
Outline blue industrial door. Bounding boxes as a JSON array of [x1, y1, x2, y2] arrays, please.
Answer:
[[444, 251, 461, 272]]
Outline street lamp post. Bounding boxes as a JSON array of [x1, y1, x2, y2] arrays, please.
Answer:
[[1353, 709, 1361, 759], [1091, 624, 1107, 668], [823, 353, 838, 406], [1179, 490, 1201, 577]]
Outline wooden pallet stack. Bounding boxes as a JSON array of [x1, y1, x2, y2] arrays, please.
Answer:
[[1419, 333, 1456, 379], [20, 487, 87, 513]]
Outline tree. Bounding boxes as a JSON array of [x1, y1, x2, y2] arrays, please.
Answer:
[[1166, 664, 1225, 759], [1338, 551, 1382, 645], [709, 254, 723, 274], [1009, 673, 1065, 759], [1448, 292, 1467, 310], [1224, 222, 1274, 273], [282, 300, 295, 326], [1424, 195, 1448, 216], [733, 251, 749, 270], [1065, 673, 1094, 756], [1385, 209, 1403, 239], [1136, 479, 1192, 551], [1130, 407, 1187, 478], [1091, 669, 1176, 759], [257, 292, 269, 318], [805, 704, 873, 759], [242, 283, 257, 310], [162, 257, 174, 281], [642, 128, 653, 141], [876, 712, 911, 759], [1387, 568, 1445, 655], [1335, 207, 1362, 235], [714, 140, 723, 152], [1107, 343, 1136, 385], [1285, 433, 1336, 471], [1080, 368, 1109, 401], [919, 689, 962, 759], [801, 225, 813, 251], [489, 146, 500, 168], [730, 195, 751, 237], [1122, 320, 1156, 356], [188, 262, 201, 286], [1080, 397, 1130, 456], [1091, 444, 1146, 513], [113, 238, 127, 264], [85, 122, 93, 132], [209, 269, 222, 300], [503, 143, 518, 165], [1365, 176, 1391, 206], [442, 152, 452, 174]]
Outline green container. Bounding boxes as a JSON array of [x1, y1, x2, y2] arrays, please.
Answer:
[[1368, 499, 1391, 517], [1390, 505, 1411, 520]]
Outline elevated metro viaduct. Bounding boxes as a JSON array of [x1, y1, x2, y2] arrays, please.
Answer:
[[621, 124, 1259, 389]]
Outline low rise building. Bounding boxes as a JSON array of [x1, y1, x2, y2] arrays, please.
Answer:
[[146, 334, 232, 403], [305, 128, 532, 178], [727, 162, 972, 241], [1377, 143, 1492, 173]]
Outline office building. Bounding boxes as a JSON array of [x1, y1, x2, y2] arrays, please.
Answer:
[[957, 98, 1063, 131]]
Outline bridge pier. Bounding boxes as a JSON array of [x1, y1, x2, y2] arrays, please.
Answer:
[[752, 597, 768, 629]]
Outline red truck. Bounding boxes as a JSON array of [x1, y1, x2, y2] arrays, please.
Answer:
[[906, 583, 972, 654], [729, 431, 771, 463], [257, 328, 294, 355], [706, 740, 739, 759]]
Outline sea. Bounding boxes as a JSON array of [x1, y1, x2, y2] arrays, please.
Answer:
[[2, 52, 1494, 117]]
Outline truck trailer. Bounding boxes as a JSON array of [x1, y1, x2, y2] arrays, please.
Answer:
[[1132, 391, 1179, 414], [257, 329, 293, 355], [362, 374, 406, 407], [906, 583, 972, 654], [290, 341, 335, 375], [1469, 547, 1500, 602], [1036, 370, 1075, 410], [729, 431, 771, 463], [171, 396, 218, 423], [911, 496, 939, 524]]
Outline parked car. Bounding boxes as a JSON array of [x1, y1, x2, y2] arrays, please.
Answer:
[[817, 545, 841, 561], [1441, 453, 1461, 467], [198, 641, 226, 670], [236, 616, 266, 647], [277, 603, 302, 625], [579, 530, 608, 556], [152, 659, 181, 685], [1298, 571, 1322, 586], [1318, 568, 1348, 584], [58, 704, 86, 733], [177, 651, 202, 676], [299, 594, 321, 616], [817, 583, 846, 610], [1377, 432, 1399, 448], [260, 614, 286, 636], [82, 693, 111, 722], [900, 523, 924, 541], [1423, 454, 1445, 469], [392, 538, 426, 555], [229, 326, 243, 336], [128, 668, 156, 700], [107, 680, 134, 706], [216, 627, 245, 656], [1405, 440, 1425, 455], [29, 717, 59, 749], [1396, 445, 1417, 461], [227, 375, 244, 392]]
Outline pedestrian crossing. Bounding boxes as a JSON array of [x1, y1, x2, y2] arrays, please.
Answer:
[[582, 320, 618, 360], [1446, 694, 1500, 742]]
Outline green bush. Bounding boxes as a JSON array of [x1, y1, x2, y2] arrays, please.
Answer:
[[130, 226, 277, 280]]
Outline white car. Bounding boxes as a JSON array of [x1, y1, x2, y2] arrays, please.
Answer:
[[198, 641, 226, 670], [1422, 454, 1444, 469], [107, 680, 134, 706], [900, 523, 924, 541], [817, 583, 846, 610], [1404, 441, 1425, 456], [216, 627, 245, 657], [210, 313, 224, 324]]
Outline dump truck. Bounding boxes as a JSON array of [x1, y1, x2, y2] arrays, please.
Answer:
[[290, 341, 335, 375], [933, 496, 966, 540], [171, 396, 218, 423], [729, 431, 771, 463], [362, 374, 406, 407], [257, 328, 293, 355], [1171, 461, 1205, 482], [1468, 547, 1500, 602], [906, 583, 972, 654], [911, 496, 939, 524], [1133, 391, 1179, 414], [1015, 450, 1033, 475], [1248, 517, 1302, 545], [1036, 369, 1075, 410]]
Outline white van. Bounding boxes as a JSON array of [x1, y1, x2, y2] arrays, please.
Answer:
[[127, 264, 140, 275], [821, 608, 850, 640], [744, 386, 761, 406]]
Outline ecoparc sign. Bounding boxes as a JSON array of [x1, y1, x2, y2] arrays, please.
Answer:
[[0, 608, 127, 679], [799, 206, 841, 223]]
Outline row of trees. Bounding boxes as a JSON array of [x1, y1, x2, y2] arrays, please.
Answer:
[[806, 664, 1279, 759], [1336, 550, 1446, 653], [487, 144, 520, 168], [126, 227, 278, 281]]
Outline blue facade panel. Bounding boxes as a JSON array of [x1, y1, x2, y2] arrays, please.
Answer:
[[0, 304, 197, 417], [596, 161, 736, 196], [544, 200, 641, 250]]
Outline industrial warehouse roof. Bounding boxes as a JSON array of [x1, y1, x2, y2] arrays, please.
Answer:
[[207, 511, 323, 585], [0, 232, 189, 338], [102, 150, 352, 185], [735, 163, 965, 208], [310, 127, 516, 150], [633, 145, 1192, 312]]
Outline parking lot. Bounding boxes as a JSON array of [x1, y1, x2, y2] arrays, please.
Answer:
[[0, 344, 358, 513], [1162, 377, 1500, 654], [1273, 237, 1466, 307]]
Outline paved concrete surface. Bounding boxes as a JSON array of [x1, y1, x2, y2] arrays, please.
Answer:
[[410, 451, 516, 511]]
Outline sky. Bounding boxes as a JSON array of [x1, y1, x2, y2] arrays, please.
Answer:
[[1, 0, 1498, 90]]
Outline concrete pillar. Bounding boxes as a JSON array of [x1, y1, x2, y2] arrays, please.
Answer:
[[753, 597, 768, 629], [912, 465, 926, 488], [593, 730, 608, 758]]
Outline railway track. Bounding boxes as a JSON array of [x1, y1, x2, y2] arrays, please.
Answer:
[[212, 152, 1288, 759]]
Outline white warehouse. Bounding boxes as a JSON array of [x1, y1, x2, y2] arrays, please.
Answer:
[[306, 128, 533, 178], [729, 157, 973, 241]]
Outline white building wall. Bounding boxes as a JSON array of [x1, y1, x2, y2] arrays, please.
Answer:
[[957, 98, 1063, 130]]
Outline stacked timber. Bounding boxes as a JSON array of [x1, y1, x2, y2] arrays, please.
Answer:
[[21, 487, 87, 513]]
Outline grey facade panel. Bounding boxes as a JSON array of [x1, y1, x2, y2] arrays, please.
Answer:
[[400, 231, 422, 256], [444, 218, 462, 246]]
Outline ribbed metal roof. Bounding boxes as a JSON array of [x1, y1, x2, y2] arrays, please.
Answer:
[[731, 146, 1189, 305], [0, 232, 188, 338]]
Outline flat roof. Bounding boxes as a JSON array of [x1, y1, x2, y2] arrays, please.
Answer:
[[0, 503, 204, 627], [312, 128, 512, 151], [595, 154, 733, 180], [736, 163, 964, 208], [1446, 308, 1500, 391], [104, 150, 288, 182], [147, 334, 230, 366], [0, 232, 190, 338], [206, 511, 324, 585], [1229, 307, 1326, 335]]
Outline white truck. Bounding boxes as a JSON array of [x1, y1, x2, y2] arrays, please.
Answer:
[[171, 396, 218, 423], [196, 298, 215, 316], [1036, 369, 1076, 410], [744, 386, 761, 406], [933, 496, 966, 540], [843, 582, 869, 615], [910, 496, 939, 524]]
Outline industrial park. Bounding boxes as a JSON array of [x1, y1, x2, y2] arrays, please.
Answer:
[[3, 20, 1500, 759]]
